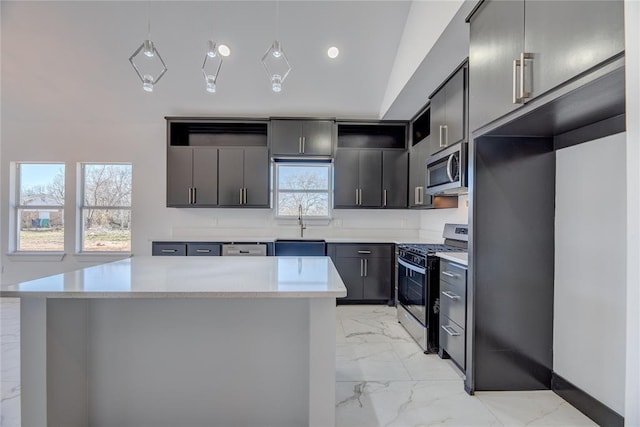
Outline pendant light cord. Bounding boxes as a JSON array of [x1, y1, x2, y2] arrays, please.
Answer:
[[275, 1, 279, 40], [147, 0, 151, 38]]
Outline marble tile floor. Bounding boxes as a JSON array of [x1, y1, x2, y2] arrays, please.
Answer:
[[335, 305, 597, 427], [0, 300, 597, 427]]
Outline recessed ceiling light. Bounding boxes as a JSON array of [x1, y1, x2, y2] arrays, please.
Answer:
[[327, 46, 339, 59], [218, 44, 231, 57]]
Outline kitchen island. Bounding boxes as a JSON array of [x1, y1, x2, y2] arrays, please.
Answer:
[[0, 256, 347, 427]]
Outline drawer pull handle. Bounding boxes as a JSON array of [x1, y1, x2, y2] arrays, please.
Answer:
[[357, 250, 371, 254], [161, 249, 177, 253], [442, 271, 457, 278], [442, 291, 460, 300], [441, 325, 461, 337], [196, 249, 211, 253]]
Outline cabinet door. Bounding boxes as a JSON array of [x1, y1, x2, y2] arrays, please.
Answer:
[[192, 148, 218, 206], [524, 0, 624, 99], [218, 148, 245, 206], [468, 0, 524, 132], [167, 148, 193, 206], [362, 257, 392, 301], [382, 151, 408, 208], [334, 150, 360, 208], [301, 121, 333, 156], [409, 138, 427, 207], [243, 148, 270, 207], [445, 67, 466, 146], [270, 120, 303, 156], [429, 89, 447, 156], [358, 151, 382, 207], [334, 258, 364, 300]]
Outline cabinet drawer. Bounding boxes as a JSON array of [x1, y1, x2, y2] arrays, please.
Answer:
[[187, 243, 220, 256], [440, 280, 466, 328], [440, 318, 465, 370], [335, 244, 392, 259], [440, 259, 466, 288], [152, 243, 187, 256]]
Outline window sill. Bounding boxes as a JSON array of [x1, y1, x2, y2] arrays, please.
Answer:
[[73, 252, 132, 263], [6, 252, 66, 262]]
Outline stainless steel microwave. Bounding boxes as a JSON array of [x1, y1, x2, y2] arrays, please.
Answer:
[[425, 143, 467, 195]]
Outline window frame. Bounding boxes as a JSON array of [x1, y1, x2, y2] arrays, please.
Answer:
[[78, 162, 132, 253], [13, 162, 66, 253], [273, 161, 333, 220]]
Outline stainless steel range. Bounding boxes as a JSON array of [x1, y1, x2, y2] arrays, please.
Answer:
[[397, 224, 468, 353]]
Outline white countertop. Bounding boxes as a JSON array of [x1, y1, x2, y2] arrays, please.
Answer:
[[435, 252, 468, 266], [0, 256, 347, 299], [154, 236, 443, 245]]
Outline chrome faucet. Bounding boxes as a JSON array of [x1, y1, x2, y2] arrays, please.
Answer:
[[298, 204, 307, 238]]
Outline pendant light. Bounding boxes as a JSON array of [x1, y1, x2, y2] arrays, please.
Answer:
[[261, 1, 291, 92], [201, 9, 231, 94], [129, 1, 168, 92]]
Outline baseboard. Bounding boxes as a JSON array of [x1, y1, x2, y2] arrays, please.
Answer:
[[551, 373, 624, 427]]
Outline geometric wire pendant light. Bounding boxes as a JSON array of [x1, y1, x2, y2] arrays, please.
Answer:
[[129, 2, 167, 92], [261, 1, 291, 93]]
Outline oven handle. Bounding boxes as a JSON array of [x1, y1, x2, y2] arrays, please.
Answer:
[[398, 258, 426, 275]]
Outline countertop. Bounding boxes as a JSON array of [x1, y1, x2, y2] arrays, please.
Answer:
[[153, 236, 444, 245], [0, 256, 347, 299], [435, 252, 468, 266]]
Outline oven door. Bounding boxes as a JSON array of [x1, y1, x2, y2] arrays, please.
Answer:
[[397, 258, 427, 325]]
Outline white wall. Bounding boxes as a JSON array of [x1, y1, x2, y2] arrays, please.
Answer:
[[380, 0, 463, 118], [624, 0, 640, 423], [554, 133, 627, 415], [419, 194, 469, 241]]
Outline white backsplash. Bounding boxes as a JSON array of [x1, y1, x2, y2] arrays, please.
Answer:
[[419, 194, 469, 242]]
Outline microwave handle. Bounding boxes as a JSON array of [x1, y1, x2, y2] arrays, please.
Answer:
[[446, 153, 455, 183]]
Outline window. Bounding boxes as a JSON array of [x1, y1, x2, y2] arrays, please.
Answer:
[[80, 164, 132, 252], [274, 161, 331, 218], [15, 163, 65, 251]]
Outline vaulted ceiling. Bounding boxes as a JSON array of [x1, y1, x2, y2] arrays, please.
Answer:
[[1, 1, 465, 124]]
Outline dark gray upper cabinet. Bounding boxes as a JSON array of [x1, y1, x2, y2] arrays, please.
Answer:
[[167, 147, 218, 207], [382, 151, 408, 208], [408, 136, 429, 208], [524, 0, 624, 99], [334, 150, 383, 208], [218, 148, 269, 207], [468, 0, 624, 133], [270, 119, 333, 156], [166, 118, 269, 208], [429, 65, 467, 156]]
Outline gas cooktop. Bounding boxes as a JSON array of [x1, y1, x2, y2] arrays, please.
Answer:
[[399, 243, 467, 257]]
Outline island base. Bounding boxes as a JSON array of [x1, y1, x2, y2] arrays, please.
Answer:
[[21, 297, 337, 427]]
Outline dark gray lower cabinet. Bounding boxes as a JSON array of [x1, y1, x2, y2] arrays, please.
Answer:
[[152, 242, 220, 256], [328, 243, 394, 304], [438, 259, 467, 371]]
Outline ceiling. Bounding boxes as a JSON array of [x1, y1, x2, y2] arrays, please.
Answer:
[[1, 1, 459, 124]]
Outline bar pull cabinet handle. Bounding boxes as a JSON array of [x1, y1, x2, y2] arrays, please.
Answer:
[[442, 291, 460, 300], [357, 250, 371, 254], [442, 270, 458, 278], [513, 58, 522, 104], [360, 259, 364, 277], [440, 125, 448, 147], [302, 136, 306, 153], [192, 187, 197, 205], [383, 189, 388, 207], [161, 249, 177, 253], [439, 125, 446, 147], [188, 188, 192, 205], [364, 259, 368, 277], [414, 187, 420, 205], [520, 52, 533, 101], [299, 137, 303, 154], [441, 325, 461, 337], [359, 189, 362, 206], [243, 188, 248, 205], [196, 249, 211, 253], [239, 188, 244, 205]]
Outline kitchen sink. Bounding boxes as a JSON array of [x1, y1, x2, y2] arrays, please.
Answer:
[[274, 239, 326, 256]]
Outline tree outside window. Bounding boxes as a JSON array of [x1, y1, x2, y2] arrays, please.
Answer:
[[275, 163, 331, 218], [81, 164, 132, 252], [15, 163, 65, 251]]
